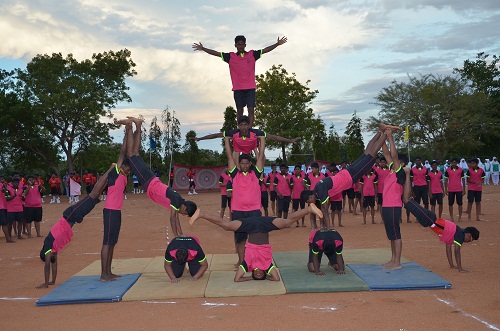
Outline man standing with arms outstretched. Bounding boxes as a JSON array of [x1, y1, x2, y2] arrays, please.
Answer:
[[193, 35, 287, 127]]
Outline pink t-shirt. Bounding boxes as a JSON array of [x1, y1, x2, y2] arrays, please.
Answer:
[[230, 167, 262, 212], [268, 171, 278, 192], [291, 174, 305, 199], [411, 166, 428, 186], [427, 170, 443, 194], [326, 170, 352, 198], [242, 242, 272, 272], [23, 185, 42, 207], [223, 50, 261, 91], [374, 166, 390, 193], [219, 172, 232, 196], [431, 219, 457, 245], [274, 173, 293, 196], [0, 185, 6, 209], [360, 173, 377, 197], [51, 218, 74, 253], [466, 168, 485, 191], [6, 185, 24, 212], [382, 167, 404, 208], [260, 175, 269, 192], [306, 172, 325, 191], [147, 177, 172, 210], [445, 167, 464, 192], [104, 167, 127, 210]]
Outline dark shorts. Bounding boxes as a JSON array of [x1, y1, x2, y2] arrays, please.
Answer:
[[103, 208, 122, 245], [261, 191, 269, 209], [292, 198, 305, 211], [413, 185, 429, 204], [382, 207, 402, 240], [24, 207, 43, 223], [330, 201, 342, 211], [236, 216, 279, 234], [348, 154, 376, 184], [404, 200, 436, 228], [129, 155, 156, 190], [342, 189, 348, 198], [277, 196, 291, 213], [221, 195, 231, 208], [0, 209, 7, 226], [467, 190, 482, 203], [308, 246, 337, 265], [63, 195, 100, 224], [189, 180, 195, 189], [50, 187, 60, 195], [448, 191, 463, 206], [86, 184, 93, 194], [377, 193, 383, 205], [354, 192, 361, 199], [270, 191, 277, 202], [346, 188, 355, 199], [430, 193, 443, 206], [232, 210, 262, 243], [363, 196, 375, 208], [233, 89, 256, 108], [133, 182, 139, 188], [171, 259, 201, 278], [7, 211, 24, 223]]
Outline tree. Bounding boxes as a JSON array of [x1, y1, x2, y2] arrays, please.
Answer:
[[14, 49, 137, 173], [220, 106, 237, 148], [344, 111, 365, 162], [180, 130, 200, 166], [161, 106, 181, 170], [148, 116, 163, 169], [255, 64, 319, 162], [366, 74, 490, 160], [326, 123, 343, 163]]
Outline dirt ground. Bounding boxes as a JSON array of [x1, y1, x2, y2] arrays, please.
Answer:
[[1, 185, 499, 331]]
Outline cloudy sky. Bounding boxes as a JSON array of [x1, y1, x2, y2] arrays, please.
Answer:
[[1, 0, 499, 159]]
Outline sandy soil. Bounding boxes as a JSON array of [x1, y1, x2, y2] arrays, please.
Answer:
[[1, 186, 499, 331]]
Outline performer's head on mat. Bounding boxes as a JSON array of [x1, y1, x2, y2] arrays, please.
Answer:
[[237, 115, 250, 133], [238, 154, 253, 172], [234, 35, 246, 53], [463, 227, 480, 243], [251, 268, 267, 281], [180, 200, 197, 217], [175, 248, 189, 264]]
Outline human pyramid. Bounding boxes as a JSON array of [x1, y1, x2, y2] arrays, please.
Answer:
[[35, 35, 480, 289]]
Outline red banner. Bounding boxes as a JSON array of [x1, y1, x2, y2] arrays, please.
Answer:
[[172, 164, 226, 191]]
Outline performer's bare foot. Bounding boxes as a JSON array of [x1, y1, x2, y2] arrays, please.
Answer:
[[110, 273, 122, 278], [379, 123, 402, 132], [381, 261, 393, 267], [6, 239, 15, 243], [309, 204, 323, 219], [189, 209, 201, 225], [100, 275, 117, 282], [115, 118, 133, 125], [384, 263, 402, 270], [127, 116, 145, 125]]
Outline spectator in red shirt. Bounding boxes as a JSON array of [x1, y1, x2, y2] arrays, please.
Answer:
[[186, 168, 197, 195], [465, 158, 485, 222], [49, 173, 62, 204]]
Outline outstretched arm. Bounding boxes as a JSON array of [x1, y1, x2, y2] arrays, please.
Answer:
[[255, 137, 266, 171], [191, 132, 223, 142], [170, 209, 183, 237], [192, 42, 220, 57], [164, 261, 179, 283], [262, 36, 288, 54], [191, 260, 209, 281], [36, 253, 54, 289], [335, 254, 345, 274], [267, 133, 300, 144], [454, 245, 469, 272], [234, 267, 253, 282], [446, 244, 455, 269], [225, 137, 237, 171], [117, 132, 128, 168], [267, 268, 280, 281]]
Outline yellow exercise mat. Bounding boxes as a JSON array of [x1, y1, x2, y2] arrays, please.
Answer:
[[143, 255, 214, 273], [342, 248, 408, 264], [204, 270, 286, 298], [75, 257, 154, 276], [122, 271, 210, 301], [209, 254, 240, 271]]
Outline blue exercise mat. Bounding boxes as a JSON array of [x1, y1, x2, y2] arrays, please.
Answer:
[[36, 273, 141, 306], [347, 262, 452, 291]]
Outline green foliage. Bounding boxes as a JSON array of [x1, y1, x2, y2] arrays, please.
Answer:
[[255, 64, 319, 162], [161, 106, 182, 167], [221, 106, 237, 148], [344, 111, 365, 162], [14, 49, 136, 172], [366, 74, 492, 160]]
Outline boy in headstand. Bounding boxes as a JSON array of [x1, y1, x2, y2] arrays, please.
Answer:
[[164, 235, 208, 283], [120, 117, 197, 237], [100, 129, 131, 281], [36, 164, 114, 289], [402, 167, 479, 272], [190, 204, 323, 282], [308, 124, 400, 219]]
